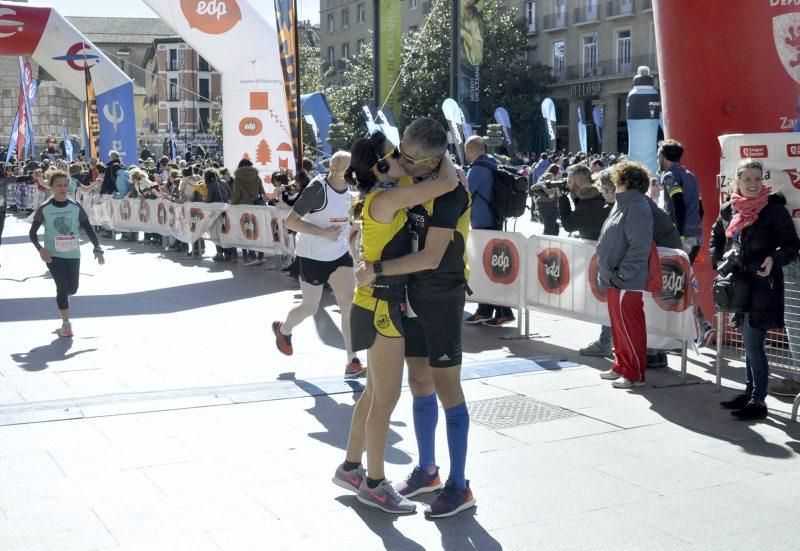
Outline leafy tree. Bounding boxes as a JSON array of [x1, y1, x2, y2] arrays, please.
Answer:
[[325, 42, 375, 145], [299, 41, 322, 95]]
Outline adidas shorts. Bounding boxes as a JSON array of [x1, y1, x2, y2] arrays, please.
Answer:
[[403, 285, 465, 368], [350, 293, 405, 352]]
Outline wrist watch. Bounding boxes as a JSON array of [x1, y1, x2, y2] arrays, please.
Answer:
[[373, 261, 383, 275]]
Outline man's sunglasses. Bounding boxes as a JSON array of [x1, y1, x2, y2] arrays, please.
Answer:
[[394, 143, 440, 165]]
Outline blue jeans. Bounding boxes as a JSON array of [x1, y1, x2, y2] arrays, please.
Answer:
[[599, 325, 612, 346], [742, 313, 769, 402]]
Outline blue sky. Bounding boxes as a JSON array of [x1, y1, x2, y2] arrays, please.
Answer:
[[30, 0, 320, 25]]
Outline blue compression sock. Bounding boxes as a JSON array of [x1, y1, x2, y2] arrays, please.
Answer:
[[413, 393, 438, 470], [444, 402, 469, 490]]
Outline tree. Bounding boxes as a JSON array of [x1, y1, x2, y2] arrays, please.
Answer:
[[324, 0, 552, 153], [299, 41, 322, 95], [325, 41, 375, 146]]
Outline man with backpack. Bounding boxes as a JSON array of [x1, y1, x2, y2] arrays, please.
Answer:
[[463, 136, 516, 327], [98, 150, 129, 239]]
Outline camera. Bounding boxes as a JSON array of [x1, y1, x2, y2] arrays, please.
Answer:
[[716, 243, 742, 277], [545, 178, 570, 193]]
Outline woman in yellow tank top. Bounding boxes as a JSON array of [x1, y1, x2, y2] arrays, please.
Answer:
[[333, 130, 458, 513]]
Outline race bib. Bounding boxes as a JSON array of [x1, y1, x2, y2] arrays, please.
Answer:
[[54, 234, 78, 252]]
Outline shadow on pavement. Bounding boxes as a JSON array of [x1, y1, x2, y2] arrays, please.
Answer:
[[10, 336, 97, 372], [335, 495, 426, 550], [289, 376, 412, 466], [431, 507, 502, 551]]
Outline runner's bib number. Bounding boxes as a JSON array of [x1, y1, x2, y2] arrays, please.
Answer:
[[54, 234, 78, 252]]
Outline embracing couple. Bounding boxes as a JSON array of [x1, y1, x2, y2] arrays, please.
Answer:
[[332, 117, 475, 519]]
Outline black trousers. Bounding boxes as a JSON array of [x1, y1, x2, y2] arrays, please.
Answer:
[[47, 257, 80, 310]]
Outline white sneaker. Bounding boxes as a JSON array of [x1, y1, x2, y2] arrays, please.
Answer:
[[612, 378, 645, 389], [599, 369, 620, 380]]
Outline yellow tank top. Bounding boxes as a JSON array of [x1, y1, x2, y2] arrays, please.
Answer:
[[355, 181, 412, 300]]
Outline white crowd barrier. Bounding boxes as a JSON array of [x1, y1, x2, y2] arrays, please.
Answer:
[[78, 193, 294, 255], [6, 183, 42, 211], [467, 229, 698, 347]]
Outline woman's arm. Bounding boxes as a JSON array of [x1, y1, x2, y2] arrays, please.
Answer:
[[369, 155, 458, 223], [709, 214, 728, 270], [770, 206, 800, 269]]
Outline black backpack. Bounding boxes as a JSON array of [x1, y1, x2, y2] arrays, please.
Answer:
[[473, 159, 528, 220]]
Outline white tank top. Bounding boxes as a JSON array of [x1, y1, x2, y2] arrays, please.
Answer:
[[294, 176, 352, 261]]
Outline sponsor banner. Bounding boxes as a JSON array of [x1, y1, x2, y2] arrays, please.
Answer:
[[467, 230, 696, 345], [95, 83, 137, 165], [523, 233, 695, 346], [274, 0, 301, 170], [80, 195, 292, 254], [719, 133, 800, 234], [465, 230, 527, 309], [144, 0, 294, 182]]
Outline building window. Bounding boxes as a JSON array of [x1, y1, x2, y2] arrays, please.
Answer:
[[342, 8, 349, 29], [526, 1, 536, 33], [409, 25, 419, 34], [342, 42, 350, 59], [586, 0, 598, 19], [198, 107, 210, 133], [199, 78, 210, 101], [616, 30, 632, 74], [583, 35, 598, 77], [168, 78, 178, 101], [168, 49, 178, 71], [198, 55, 209, 72], [327, 13, 335, 33], [170, 107, 179, 133], [327, 46, 335, 65], [410, 0, 418, 9], [357, 3, 365, 24], [554, 0, 566, 27], [552, 41, 565, 80], [357, 38, 366, 53]]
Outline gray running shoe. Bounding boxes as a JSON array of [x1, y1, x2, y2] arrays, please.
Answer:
[[332, 463, 365, 494], [579, 340, 613, 356], [357, 478, 416, 514]]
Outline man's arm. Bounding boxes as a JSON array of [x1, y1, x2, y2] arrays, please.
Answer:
[[377, 227, 454, 275], [557, 194, 580, 233], [663, 173, 686, 235], [283, 180, 342, 240]]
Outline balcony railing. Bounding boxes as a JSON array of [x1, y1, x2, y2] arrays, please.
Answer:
[[557, 54, 657, 82], [541, 12, 568, 31], [167, 61, 178, 71], [573, 5, 600, 25], [607, 0, 636, 18]]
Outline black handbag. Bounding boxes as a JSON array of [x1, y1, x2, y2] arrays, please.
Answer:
[[712, 272, 749, 312]]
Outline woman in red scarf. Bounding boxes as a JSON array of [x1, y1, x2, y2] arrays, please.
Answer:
[[711, 159, 800, 420]]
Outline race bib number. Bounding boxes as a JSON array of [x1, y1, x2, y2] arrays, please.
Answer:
[[54, 234, 78, 252]]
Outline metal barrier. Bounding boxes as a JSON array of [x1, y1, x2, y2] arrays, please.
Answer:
[[715, 260, 800, 421]]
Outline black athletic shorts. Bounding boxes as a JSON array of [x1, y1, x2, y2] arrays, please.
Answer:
[[350, 293, 405, 352], [298, 252, 353, 286], [403, 284, 466, 368]]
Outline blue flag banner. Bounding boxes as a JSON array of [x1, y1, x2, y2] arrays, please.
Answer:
[[63, 119, 73, 162]]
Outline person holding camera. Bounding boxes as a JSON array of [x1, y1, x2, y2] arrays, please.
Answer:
[[712, 159, 800, 420], [557, 164, 614, 357], [529, 164, 562, 236]]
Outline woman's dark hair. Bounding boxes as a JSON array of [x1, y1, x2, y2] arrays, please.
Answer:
[[238, 158, 253, 168], [610, 161, 650, 194], [181, 167, 193, 177], [204, 168, 219, 184], [272, 171, 290, 187], [546, 163, 561, 176], [346, 132, 388, 221]]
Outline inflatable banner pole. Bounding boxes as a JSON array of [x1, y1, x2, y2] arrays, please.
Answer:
[[626, 66, 661, 176]]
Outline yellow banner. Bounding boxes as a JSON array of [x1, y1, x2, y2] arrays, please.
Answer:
[[84, 66, 100, 160], [379, 0, 402, 118]]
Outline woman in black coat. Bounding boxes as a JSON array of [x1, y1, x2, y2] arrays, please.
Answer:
[[711, 158, 800, 420]]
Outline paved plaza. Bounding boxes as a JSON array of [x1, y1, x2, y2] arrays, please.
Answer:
[[2, 213, 800, 550]]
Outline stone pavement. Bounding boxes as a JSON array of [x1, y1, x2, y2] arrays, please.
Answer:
[[2, 212, 800, 550]]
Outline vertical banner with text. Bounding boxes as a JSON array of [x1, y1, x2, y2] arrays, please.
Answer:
[[274, 0, 302, 171], [378, 0, 402, 119], [458, 0, 485, 132]]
